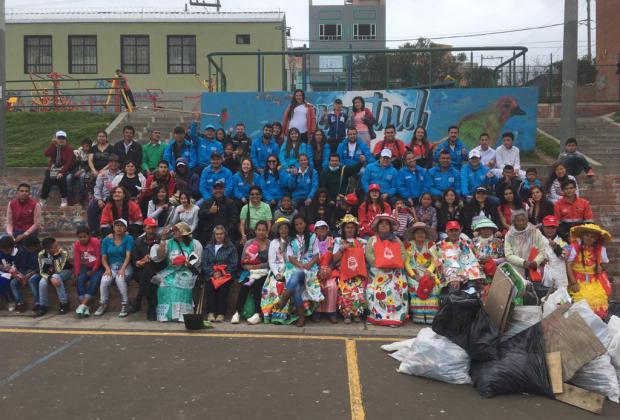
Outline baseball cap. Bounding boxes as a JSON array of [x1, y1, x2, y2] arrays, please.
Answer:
[[368, 184, 381, 192], [475, 186, 488, 194], [143, 217, 157, 227], [314, 220, 329, 229], [113, 218, 128, 227], [380, 149, 392, 158], [55, 130, 67, 139], [204, 124, 216, 131], [542, 215, 559, 227], [343, 193, 358, 206], [445, 221, 461, 231], [175, 157, 188, 167], [469, 149, 481, 159], [213, 180, 225, 188]]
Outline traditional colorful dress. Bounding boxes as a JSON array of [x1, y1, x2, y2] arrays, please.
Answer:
[[568, 240, 611, 319], [316, 235, 338, 314], [365, 235, 408, 326], [472, 236, 505, 299], [287, 234, 322, 313], [437, 235, 483, 284], [335, 237, 368, 318], [154, 238, 203, 322], [404, 240, 443, 324], [261, 238, 296, 324]]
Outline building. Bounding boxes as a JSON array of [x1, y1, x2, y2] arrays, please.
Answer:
[[307, 0, 386, 91], [595, 0, 620, 101], [5, 8, 286, 95]]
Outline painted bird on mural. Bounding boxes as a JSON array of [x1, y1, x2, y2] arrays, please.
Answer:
[[456, 96, 526, 149]]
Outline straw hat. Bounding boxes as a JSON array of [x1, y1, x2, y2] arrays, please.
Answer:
[[405, 222, 437, 242], [370, 213, 399, 231], [173, 222, 192, 236], [570, 223, 611, 243], [337, 214, 360, 228], [272, 217, 291, 234]]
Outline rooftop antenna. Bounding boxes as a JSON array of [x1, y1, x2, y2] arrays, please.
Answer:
[[188, 0, 221, 12]]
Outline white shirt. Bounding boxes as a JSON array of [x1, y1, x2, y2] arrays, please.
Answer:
[[347, 142, 357, 157], [290, 104, 308, 134], [215, 244, 223, 254], [495, 145, 521, 172], [473, 145, 496, 167]]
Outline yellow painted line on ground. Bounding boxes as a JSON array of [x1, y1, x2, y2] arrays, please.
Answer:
[[0, 327, 400, 342], [345, 339, 366, 420]]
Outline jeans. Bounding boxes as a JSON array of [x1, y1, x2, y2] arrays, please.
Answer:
[[285, 270, 306, 308], [66, 171, 88, 202], [100, 265, 133, 305], [38, 270, 72, 306], [10, 275, 40, 305], [76, 267, 103, 300], [40, 170, 68, 199]]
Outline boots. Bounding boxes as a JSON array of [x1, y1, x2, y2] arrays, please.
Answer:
[[295, 305, 306, 328], [275, 289, 293, 310]]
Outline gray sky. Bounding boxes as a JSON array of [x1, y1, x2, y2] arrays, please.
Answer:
[[7, 0, 595, 65]]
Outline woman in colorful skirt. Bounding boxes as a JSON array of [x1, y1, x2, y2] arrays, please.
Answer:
[[567, 223, 613, 319], [365, 213, 409, 327], [333, 215, 367, 324], [404, 222, 442, 325], [152, 222, 203, 322], [436, 220, 483, 292], [471, 218, 505, 300], [312, 220, 339, 323]]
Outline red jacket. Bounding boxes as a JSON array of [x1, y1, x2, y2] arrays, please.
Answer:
[[100, 200, 143, 228], [358, 201, 392, 236], [282, 103, 317, 137], [372, 139, 407, 159], [139, 173, 176, 203], [44, 143, 75, 174], [554, 196, 593, 224]]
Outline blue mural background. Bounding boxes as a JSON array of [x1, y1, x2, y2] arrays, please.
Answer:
[[200, 87, 539, 151]]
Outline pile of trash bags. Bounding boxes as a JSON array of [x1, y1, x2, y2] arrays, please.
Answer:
[[382, 287, 620, 404]]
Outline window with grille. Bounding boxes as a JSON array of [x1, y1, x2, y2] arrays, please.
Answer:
[[236, 34, 251, 45], [319, 24, 342, 41], [121, 35, 150, 74], [353, 23, 376, 40], [24, 36, 52, 74], [69, 36, 97, 74], [167, 35, 196, 74]]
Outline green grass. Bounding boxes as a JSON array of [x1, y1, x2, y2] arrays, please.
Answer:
[[613, 112, 620, 124], [7, 111, 117, 167], [522, 131, 560, 163]]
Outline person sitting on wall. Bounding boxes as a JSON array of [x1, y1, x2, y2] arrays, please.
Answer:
[[40, 130, 75, 208], [5, 183, 41, 243]]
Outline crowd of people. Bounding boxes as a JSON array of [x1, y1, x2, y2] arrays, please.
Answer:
[[1, 90, 612, 327]]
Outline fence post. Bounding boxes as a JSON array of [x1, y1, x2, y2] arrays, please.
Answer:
[[347, 44, 353, 91], [257, 50, 261, 92], [302, 53, 307, 92]]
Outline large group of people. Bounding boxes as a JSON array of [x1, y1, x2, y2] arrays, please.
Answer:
[[1, 90, 612, 326]]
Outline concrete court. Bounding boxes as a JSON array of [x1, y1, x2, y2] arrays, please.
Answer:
[[1, 325, 620, 420]]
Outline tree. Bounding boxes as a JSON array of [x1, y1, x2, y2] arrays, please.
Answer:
[[551, 56, 598, 91]]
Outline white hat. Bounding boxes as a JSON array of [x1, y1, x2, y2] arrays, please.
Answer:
[[113, 218, 128, 227], [314, 220, 329, 229], [469, 149, 481, 159], [55, 130, 67, 139], [380, 148, 392, 158]]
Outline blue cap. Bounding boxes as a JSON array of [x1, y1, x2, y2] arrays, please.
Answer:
[[204, 124, 216, 131]]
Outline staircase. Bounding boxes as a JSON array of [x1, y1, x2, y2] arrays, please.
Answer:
[[107, 109, 191, 143]]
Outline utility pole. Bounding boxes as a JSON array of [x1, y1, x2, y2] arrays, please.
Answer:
[[560, 0, 578, 151], [0, 0, 6, 175], [586, 0, 592, 62]]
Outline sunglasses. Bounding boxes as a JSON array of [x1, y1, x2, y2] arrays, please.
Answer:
[[268, 160, 277, 163]]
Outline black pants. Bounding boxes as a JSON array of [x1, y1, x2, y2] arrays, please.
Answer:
[[41, 170, 68, 199], [558, 221, 581, 241], [235, 275, 267, 315], [205, 278, 231, 316], [132, 261, 164, 310]]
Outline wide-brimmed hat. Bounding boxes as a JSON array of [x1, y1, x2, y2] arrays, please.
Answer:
[[272, 217, 291, 234], [370, 213, 398, 231], [405, 222, 437, 241], [473, 218, 498, 231], [173, 222, 192, 236], [570, 223, 611, 243], [337, 214, 360, 228]]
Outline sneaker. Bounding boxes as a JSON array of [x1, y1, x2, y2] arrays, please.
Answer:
[[75, 304, 87, 317], [587, 168, 595, 176], [94, 304, 108, 316], [8, 302, 16, 312], [118, 304, 129, 318], [215, 314, 225, 322], [15, 303, 26, 313], [60, 198, 68, 208], [207, 313, 215, 322], [344, 316, 352, 324], [247, 313, 261, 325], [82, 306, 91, 317], [58, 302, 69, 315], [231, 312, 240, 324], [34, 306, 48, 317]]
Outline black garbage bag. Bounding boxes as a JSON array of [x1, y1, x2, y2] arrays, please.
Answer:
[[470, 323, 553, 398], [432, 291, 499, 362]]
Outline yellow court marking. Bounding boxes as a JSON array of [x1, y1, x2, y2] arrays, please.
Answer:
[[345, 339, 366, 420]]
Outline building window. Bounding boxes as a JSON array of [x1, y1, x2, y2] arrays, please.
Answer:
[[69, 36, 97, 74], [236, 34, 251, 45], [353, 23, 376, 40], [24, 36, 52, 74], [167, 35, 196, 74], [121, 35, 150, 74], [319, 24, 342, 41]]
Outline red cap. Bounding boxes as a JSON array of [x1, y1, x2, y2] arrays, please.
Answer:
[[344, 193, 358, 206], [143, 217, 158, 227], [368, 183, 381, 192], [542, 215, 559, 227], [445, 221, 462, 231]]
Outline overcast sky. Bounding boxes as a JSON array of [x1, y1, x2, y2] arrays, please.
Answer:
[[7, 0, 595, 65]]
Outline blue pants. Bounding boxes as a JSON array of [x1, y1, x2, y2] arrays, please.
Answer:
[[38, 270, 71, 306], [285, 270, 306, 308], [10, 275, 40, 305], [76, 267, 103, 300]]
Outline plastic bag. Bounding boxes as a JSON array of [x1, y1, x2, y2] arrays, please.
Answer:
[[381, 338, 415, 354], [609, 316, 620, 368], [570, 353, 620, 403], [501, 306, 543, 342], [241, 295, 255, 320], [565, 300, 610, 347], [542, 287, 572, 317], [470, 323, 553, 398], [395, 328, 472, 385]]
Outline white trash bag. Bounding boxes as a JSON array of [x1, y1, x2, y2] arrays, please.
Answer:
[[395, 328, 472, 385], [501, 306, 543, 342], [565, 300, 610, 347], [570, 353, 620, 403], [542, 287, 572, 318]]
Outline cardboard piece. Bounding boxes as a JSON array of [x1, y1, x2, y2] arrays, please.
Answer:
[[555, 383, 605, 414], [545, 352, 563, 394], [483, 266, 514, 333]]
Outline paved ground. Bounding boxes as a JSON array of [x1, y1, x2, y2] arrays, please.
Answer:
[[1, 319, 619, 420]]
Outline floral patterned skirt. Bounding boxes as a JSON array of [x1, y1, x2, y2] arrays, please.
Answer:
[[365, 267, 408, 326], [260, 271, 296, 325], [337, 276, 367, 318]]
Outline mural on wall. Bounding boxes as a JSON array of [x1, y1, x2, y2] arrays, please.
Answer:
[[200, 87, 538, 151]]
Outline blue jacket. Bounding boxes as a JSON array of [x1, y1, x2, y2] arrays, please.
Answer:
[[163, 140, 196, 170], [256, 169, 289, 203], [397, 166, 429, 200], [232, 172, 256, 200], [250, 137, 280, 170], [325, 111, 348, 140], [427, 166, 461, 196], [279, 142, 314, 170], [194, 138, 224, 168], [460, 163, 497, 197], [336, 138, 375, 167], [361, 162, 398, 196], [199, 165, 233, 200], [288, 168, 319, 201], [434, 139, 469, 169]]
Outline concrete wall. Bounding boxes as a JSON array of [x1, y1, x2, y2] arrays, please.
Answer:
[[595, 0, 620, 101]]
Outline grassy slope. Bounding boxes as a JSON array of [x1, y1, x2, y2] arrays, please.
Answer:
[[613, 112, 620, 124], [7, 112, 117, 167], [521, 131, 560, 164]]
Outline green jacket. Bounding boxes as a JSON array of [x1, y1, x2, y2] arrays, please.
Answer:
[[142, 142, 165, 172]]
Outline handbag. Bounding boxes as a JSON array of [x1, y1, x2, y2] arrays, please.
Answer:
[[211, 264, 232, 289], [340, 240, 367, 280], [374, 237, 404, 269], [244, 204, 256, 240], [527, 248, 542, 282]]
